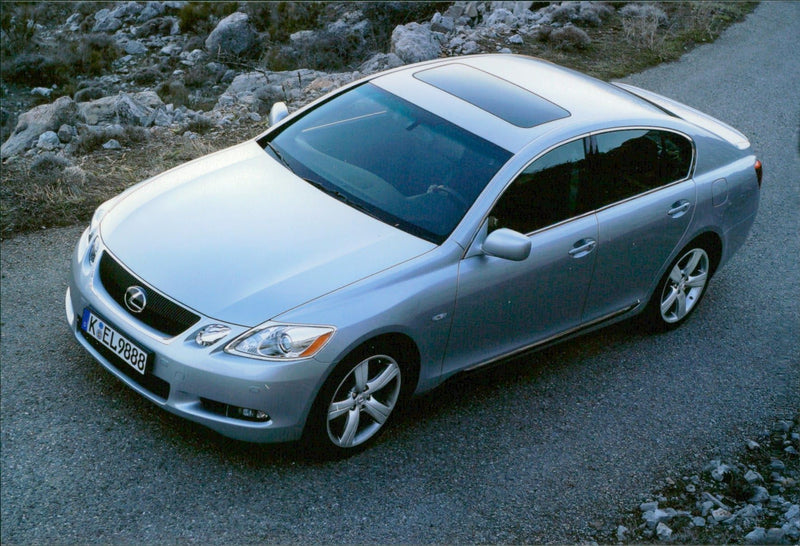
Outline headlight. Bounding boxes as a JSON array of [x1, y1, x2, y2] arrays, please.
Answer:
[[85, 197, 119, 264], [225, 324, 335, 360]]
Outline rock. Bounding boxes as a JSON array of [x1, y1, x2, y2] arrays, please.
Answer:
[[745, 527, 766, 543], [464, 2, 480, 19], [770, 459, 786, 471], [205, 12, 257, 57], [656, 522, 673, 540], [616, 525, 628, 541], [391, 23, 441, 64], [180, 49, 206, 65], [492, 1, 534, 18], [78, 91, 164, 126], [359, 52, 404, 74], [1, 96, 78, 159], [747, 440, 761, 450], [786, 504, 800, 521], [712, 507, 733, 522], [736, 504, 763, 520], [642, 508, 674, 529], [640, 501, 659, 512], [102, 139, 122, 150], [110, 2, 143, 20], [74, 87, 106, 103], [711, 463, 731, 481], [765, 527, 785, 543], [152, 109, 172, 127], [92, 9, 123, 33], [484, 8, 518, 27], [461, 40, 480, 54], [508, 34, 523, 44], [431, 12, 455, 34], [123, 40, 148, 55], [137, 2, 165, 23], [160, 43, 182, 56], [65, 13, 82, 31], [692, 516, 706, 527], [745, 470, 764, 483], [57, 124, 77, 143], [31, 87, 52, 98], [36, 131, 61, 150], [445, 5, 465, 19]]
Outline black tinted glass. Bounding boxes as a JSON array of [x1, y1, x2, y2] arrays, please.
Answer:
[[415, 64, 570, 128], [263, 84, 511, 244], [491, 139, 588, 234], [592, 129, 693, 208]]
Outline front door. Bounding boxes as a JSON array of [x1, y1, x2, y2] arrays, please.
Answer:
[[443, 138, 598, 374]]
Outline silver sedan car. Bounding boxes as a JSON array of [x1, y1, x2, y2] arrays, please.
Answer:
[[66, 55, 761, 455]]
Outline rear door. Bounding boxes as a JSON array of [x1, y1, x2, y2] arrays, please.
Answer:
[[581, 129, 696, 322]]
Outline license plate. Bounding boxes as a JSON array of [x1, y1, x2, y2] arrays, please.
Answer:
[[81, 308, 150, 375]]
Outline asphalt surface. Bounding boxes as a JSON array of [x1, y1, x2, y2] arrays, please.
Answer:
[[2, 3, 798, 543]]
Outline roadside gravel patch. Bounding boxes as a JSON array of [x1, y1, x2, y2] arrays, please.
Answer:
[[608, 414, 800, 544]]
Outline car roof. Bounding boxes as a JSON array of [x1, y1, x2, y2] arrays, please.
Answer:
[[371, 55, 674, 153]]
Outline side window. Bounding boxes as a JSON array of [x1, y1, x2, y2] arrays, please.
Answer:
[[592, 129, 693, 208], [660, 131, 693, 183], [490, 139, 588, 234]]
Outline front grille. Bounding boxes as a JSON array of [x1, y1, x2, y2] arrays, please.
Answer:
[[79, 324, 170, 400], [98, 252, 200, 337]]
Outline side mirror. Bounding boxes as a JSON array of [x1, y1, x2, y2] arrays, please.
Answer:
[[269, 102, 289, 126], [482, 228, 531, 261]]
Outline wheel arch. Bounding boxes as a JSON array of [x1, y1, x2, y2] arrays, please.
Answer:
[[338, 332, 422, 398], [688, 230, 723, 277]]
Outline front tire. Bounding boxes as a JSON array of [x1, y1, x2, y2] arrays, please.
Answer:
[[303, 344, 408, 457], [646, 246, 711, 330]]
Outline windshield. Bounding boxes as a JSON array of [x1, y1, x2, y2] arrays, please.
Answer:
[[260, 83, 511, 243]]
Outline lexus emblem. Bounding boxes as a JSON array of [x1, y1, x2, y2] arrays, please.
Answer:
[[124, 286, 147, 314]]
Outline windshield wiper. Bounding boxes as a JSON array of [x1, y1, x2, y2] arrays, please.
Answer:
[[265, 141, 294, 173], [303, 178, 378, 218]]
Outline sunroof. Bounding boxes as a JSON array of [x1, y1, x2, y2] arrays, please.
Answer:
[[414, 63, 570, 128]]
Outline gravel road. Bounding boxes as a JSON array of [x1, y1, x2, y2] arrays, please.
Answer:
[[2, 3, 798, 543]]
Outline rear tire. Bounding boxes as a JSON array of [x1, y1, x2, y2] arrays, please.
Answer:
[[645, 245, 711, 330]]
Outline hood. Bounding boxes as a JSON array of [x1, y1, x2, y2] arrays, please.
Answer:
[[100, 141, 434, 326]]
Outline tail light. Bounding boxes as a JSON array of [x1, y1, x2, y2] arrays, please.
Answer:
[[754, 159, 763, 188]]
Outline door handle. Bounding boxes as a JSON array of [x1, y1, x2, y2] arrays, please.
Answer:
[[667, 200, 691, 217], [569, 238, 597, 258]]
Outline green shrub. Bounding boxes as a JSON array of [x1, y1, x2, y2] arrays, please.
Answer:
[[156, 80, 189, 107], [244, 2, 326, 42], [178, 2, 238, 35], [185, 116, 214, 135], [74, 34, 121, 76], [1, 33, 120, 88]]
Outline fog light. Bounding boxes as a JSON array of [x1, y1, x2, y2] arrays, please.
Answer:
[[195, 324, 231, 347], [233, 407, 269, 422]]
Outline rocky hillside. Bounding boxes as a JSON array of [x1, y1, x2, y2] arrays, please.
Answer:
[[0, 1, 755, 236]]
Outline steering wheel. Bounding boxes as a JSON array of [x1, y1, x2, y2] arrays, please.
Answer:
[[427, 184, 469, 209]]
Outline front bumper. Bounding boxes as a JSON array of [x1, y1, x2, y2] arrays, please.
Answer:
[[66, 229, 330, 443]]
